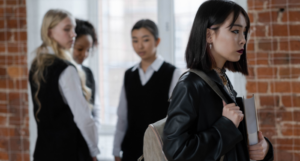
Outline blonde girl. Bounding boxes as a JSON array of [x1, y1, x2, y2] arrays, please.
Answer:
[[29, 9, 99, 161]]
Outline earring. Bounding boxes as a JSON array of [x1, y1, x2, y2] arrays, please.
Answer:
[[209, 43, 212, 49]]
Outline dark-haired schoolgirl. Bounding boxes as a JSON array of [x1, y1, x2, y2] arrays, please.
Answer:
[[163, 1, 274, 161], [72, 19, 101, 129], [113, 19, 181, 161]]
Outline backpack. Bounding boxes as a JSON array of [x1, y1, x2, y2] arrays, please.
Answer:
[[138, 69, 228, 161]]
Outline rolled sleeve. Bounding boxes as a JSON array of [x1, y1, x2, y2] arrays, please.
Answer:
[[92, 83, 101, 133], [59, 66, 100, 157], [112, 84, 128, 157]]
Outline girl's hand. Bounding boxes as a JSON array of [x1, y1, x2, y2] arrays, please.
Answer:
[[222, 101, 244, 127], [92, 157, 97, 161], [248, 131, 269, 160]]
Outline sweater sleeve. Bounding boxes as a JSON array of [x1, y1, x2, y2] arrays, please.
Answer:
[[112, 84, 128, 157]]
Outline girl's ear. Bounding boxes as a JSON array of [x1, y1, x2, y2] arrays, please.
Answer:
[[206, 28, 213, 43], [155, 38, 161, 47]]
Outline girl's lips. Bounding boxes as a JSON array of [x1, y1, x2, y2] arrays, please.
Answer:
[[237, 49, 244, 54]]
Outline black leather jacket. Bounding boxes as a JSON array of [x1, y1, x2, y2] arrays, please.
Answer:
[[163, 70, 274, 161]]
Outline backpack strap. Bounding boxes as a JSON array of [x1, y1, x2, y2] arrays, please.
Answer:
[[189, 69, 229, 104], [169, 69, 229, 104], [174, 69, 228, 161], [137, 155, 144, 161]]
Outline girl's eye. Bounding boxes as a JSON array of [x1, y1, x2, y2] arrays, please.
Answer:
[[77, 49, 83, 52], [64, 28, 70, 32], [232, 30, 239, 34], [144, 39, 149, 42], [132, 40, 138, 43]]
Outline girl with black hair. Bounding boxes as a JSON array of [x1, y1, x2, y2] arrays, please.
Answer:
[[113, 19, 181, 161], [72, 19, 101, 130], [163, 1, 274, 161]]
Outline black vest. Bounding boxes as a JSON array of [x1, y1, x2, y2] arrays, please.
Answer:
[[29, 55, 92, 161], [81, 66, 96, 105], [121, 62, 176, 159]]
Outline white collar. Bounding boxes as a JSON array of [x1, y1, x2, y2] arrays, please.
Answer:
[[43, 46, 55, 55], [42, 46, 80, 66], [77, 64, 83, 70], [131, 55, 164, 72]]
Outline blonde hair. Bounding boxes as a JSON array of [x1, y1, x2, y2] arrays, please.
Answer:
[[31, 9, 92, 122]]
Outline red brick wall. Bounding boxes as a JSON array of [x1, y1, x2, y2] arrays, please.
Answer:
[[0, 0, 29, 160], [247, 0, 300, 160]]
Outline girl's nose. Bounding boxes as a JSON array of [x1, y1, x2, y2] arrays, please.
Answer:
[[240, 34, 246, 45], [71, 30, 77, 38], [138, 42, 143, 49]]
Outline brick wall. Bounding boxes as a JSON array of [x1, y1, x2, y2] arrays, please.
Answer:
[[0, 0, 29, 160], [247, 0, 300, 160]]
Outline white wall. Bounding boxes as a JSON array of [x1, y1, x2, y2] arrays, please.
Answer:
[[157, 0, 175, 64], [26, 0, 99, 160], [226, 0, 248, 98]]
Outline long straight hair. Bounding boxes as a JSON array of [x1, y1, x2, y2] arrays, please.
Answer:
[[185, 0, 250, 75]]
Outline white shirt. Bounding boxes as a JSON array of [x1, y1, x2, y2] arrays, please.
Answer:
[[77, 65, 101, 131], [37, 47, 100, 157], [112, 55, 182, 157]]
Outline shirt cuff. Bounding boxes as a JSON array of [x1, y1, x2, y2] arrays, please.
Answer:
[[91, 148, 101, 157], [113, 148, 121, 157]]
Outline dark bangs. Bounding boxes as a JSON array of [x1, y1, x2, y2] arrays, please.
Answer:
[[131, 19, 159, 41], [185, 0, 250, 75]]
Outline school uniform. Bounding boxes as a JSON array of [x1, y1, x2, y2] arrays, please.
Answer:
[[78, 65, 101, 130], [113, 55, 181, 161], [29, 47, 100, 161]]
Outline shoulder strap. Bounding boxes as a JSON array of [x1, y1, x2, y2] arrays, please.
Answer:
[[170, 69, 229, 104], [189, 69, 229, 104]]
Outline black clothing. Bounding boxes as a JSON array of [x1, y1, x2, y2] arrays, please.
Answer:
[[163, 70, 274, 161], [29, 55, 92, 161], [121, 62, 176, 161], [81, 65, 96, 105]]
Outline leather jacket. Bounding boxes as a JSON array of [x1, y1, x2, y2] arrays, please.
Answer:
[[163, 70, 274, 161]]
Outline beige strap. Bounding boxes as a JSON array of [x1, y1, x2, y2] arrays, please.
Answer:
[[220, 155, 225, 161], [169, 69, 229, 104], [189, 69, 229, 104], [137, 155, 144, 161]]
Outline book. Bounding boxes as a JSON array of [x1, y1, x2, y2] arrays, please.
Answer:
[[243, 95, 259, 161]]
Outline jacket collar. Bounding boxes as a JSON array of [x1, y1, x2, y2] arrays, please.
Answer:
[[205, 70, 224, 86], [205, 69, 237, 104]]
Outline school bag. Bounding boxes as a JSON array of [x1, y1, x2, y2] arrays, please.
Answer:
[[138, 69, 228, 161]]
